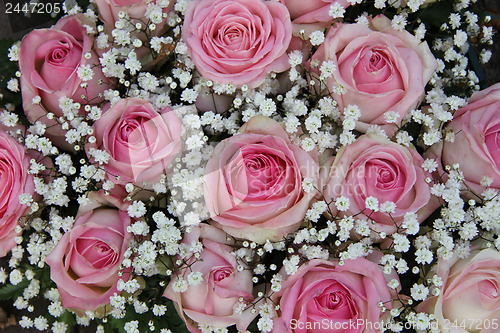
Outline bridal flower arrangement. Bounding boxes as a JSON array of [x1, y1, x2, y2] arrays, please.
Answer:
[[0, 0, 498, 332]]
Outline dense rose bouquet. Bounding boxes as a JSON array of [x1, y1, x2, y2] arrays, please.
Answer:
[[0, 0, 498, 332]]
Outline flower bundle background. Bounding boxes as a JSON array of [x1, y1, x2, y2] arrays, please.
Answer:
[[0, 0, 498, 332]]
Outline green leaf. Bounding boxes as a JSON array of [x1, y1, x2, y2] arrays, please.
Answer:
[[58, 310, 77, 327], [0, 279, 29, 300]]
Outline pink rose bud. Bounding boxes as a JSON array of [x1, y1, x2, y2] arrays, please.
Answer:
[[311, 15, 437, 136], [323, 134, 439, 238], [86, 97, 183, 187], [163, 223, 257, 332], [18, 14, 113, 148], [183, 0, 293, 88], [271, 257, 398, 332], [45, 192, 133, 315], [204, 116, 320, 243]]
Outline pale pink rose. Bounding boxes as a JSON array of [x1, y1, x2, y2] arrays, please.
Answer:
[[0, 130, 35, 257], [204, 116, 319, 243], [18, 14, 112, 147], [183, 0, 292, 88], [323, 134, 438, 237], [271, 257, 397, 333], [45, 191, 132, 314], [427, 83, 500, 198], [163, 223, 257, 332], [419, 248, 500, 333], [312, 15, 437, 136], [279, 0, 350, 23], [87, 97, 183, 186], [94, 0, 174, 36]]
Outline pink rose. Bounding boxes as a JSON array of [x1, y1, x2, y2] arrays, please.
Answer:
[[87, 97, 183, 186], [312, 15, 437, 136], [94, 0, 174, 36], [323, 134, 437, 237], [45, 192, 132, 314], [272, 257, 397, 333], [419, 248, 500, 333], [163, 223, 257, 332], [19, 14, 112, 146], [279, 0, 350, 23], [204, 116, 319, 243], [427, 83, 500, 198], [0, 130, 35, 257], [183, 0, 292, 88]]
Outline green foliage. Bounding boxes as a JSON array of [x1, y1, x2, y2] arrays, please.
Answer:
[[0, 279, 29, 300]]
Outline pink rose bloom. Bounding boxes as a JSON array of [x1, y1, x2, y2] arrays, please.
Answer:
[[87, 98, 183, 186], [183, 0, 292, 88], [94, 0, 174, 36], [427, 83, 500, 198], [0, 130, 35, 257], [312, 15, 437, 136], [204, 116, 319, 243], [45, 191, 132, 314], [272, 258, 397, 333], [419, 248, 500, 333], [279, 0, 350, 23], [18, 14, 112, 147], [323, 134, 438, 237], [163, 223, 256, 332]]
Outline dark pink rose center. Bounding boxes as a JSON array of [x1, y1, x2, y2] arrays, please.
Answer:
[[368, 51, 386, 71], [118, 115, 157, 146], [317, 290, 356, 316], [366, 159, 403, 190], [356, 48, 393, 85], [36, 37, 83, 91], [244, 152, 287, 194], [213, 267, 233, 283], [309, 282, 359, 321], [478, 279, 499, 300], [48, 46, 70, 64], [76, 238, 118, 269]]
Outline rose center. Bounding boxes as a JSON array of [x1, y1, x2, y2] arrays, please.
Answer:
[[368, 51, 385, 71], [48, 46, 70, 64], [366, 160, 400, 190], [478, 279, 499, 299], [119, 116, 151, 145], [76, 238, 118, 269], [315, 287, 358, 319], [244, 153, 287, 193], [378, 168, 394, 183], [213, 268, 233, 283]]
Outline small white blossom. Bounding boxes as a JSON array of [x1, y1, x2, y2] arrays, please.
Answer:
[[329, 3, 345, 18], [128, 201, 147, 218]]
